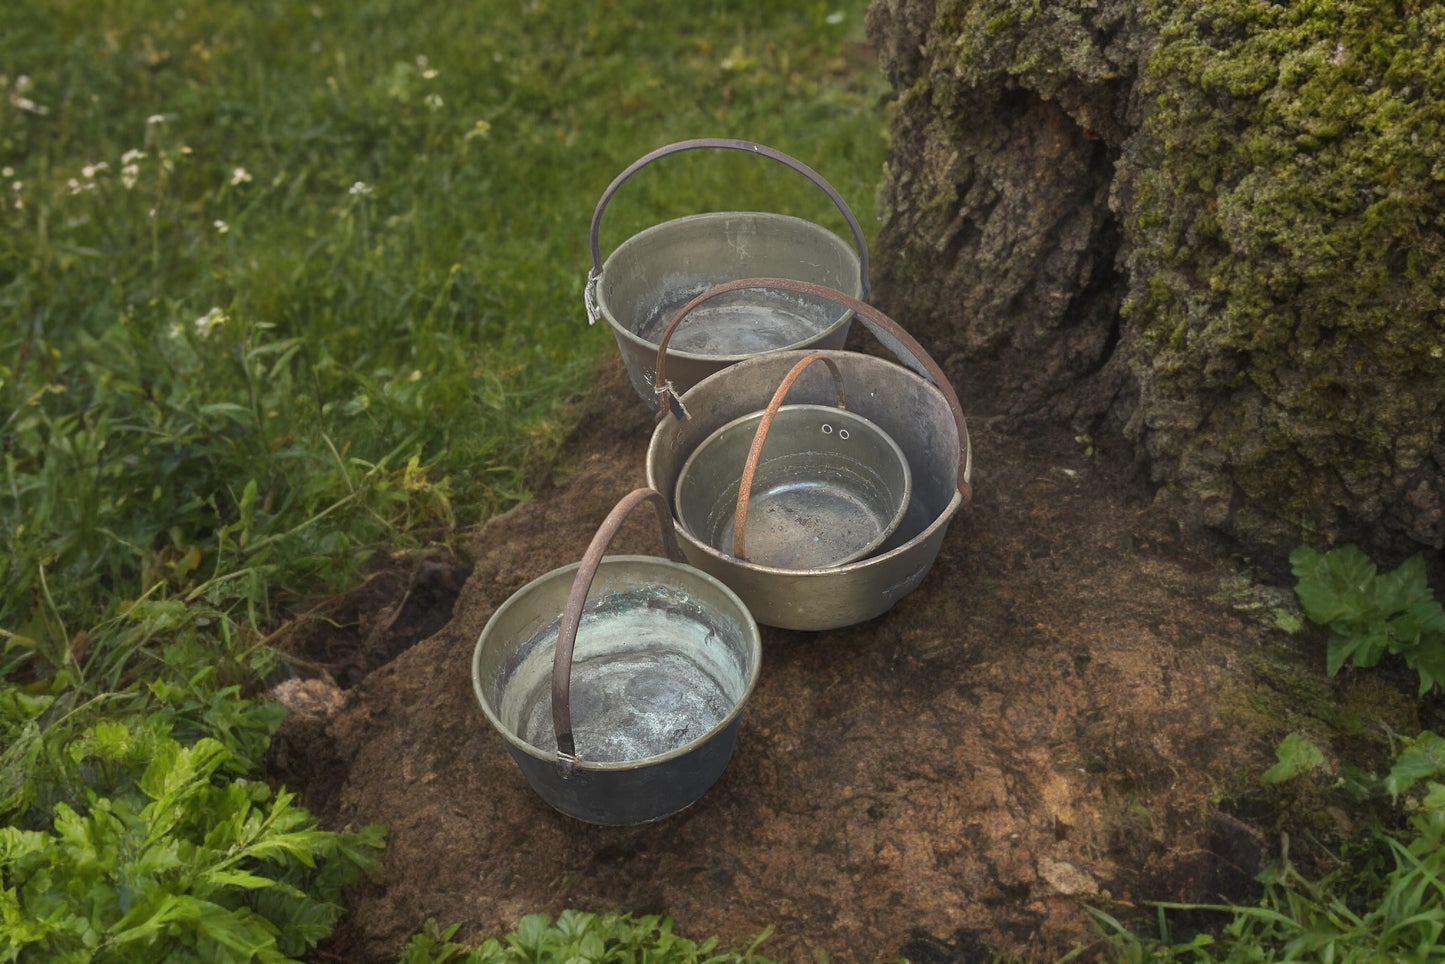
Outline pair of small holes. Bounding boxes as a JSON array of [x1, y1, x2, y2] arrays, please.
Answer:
[[821, 424, 850, 440]]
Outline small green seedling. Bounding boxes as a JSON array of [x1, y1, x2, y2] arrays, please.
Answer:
[[1261, 731, 1328, 785]]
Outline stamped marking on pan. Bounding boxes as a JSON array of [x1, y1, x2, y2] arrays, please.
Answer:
[[881, 563, 932, 600]]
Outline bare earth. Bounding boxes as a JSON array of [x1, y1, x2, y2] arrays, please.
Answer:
[[269, 358, 1327, 963]]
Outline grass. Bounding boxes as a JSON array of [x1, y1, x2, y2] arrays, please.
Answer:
[[2, 0, 889, 635], [1084, 551, 1445, 964], [1, 0, 887, 957]]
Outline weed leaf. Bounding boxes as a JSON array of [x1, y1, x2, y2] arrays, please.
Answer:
[[1294, 545, 1445, 692], [1262, 732, 1328, 784], [1385, 732, 1445, 800]]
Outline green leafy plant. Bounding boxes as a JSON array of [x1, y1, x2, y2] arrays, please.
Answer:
[[1259, 731, 1328, 786], [397, 911, 779, 964], [1090, 836, 1445, 962], [1090, 729, 1445, 963], [1290, 545, 1445, 694], [1089, 543, 1445, 962], [0, 725, 383, 963]]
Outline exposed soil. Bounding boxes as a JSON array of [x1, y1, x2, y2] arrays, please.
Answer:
[[267, 357, 1362, 962]]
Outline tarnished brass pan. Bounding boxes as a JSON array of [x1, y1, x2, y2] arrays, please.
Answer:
[[472, 489, 761, 824], [646, 279, 972, 631], [584, 138, 869, 405], [674, 353, 913, 571]]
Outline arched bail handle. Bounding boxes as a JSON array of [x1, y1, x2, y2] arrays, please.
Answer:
[[733, 353, 847, 561], [587, 138, 871, 298], [655, 278, 973, 502], [551, 488, 685, 773]]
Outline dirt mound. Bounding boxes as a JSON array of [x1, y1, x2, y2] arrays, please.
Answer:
[[270, 360, 1306, 962]]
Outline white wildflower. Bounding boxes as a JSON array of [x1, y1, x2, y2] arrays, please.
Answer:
[[422, 68, 439, 80], [193, 306, 228, 338], [121, 149, 147, 164], [147, 113, 167, 125], [11, 95, 48, 116], [424, 92, 444, 111], [1, 166, 12, 178], [348, 180, 373, 196], [121, 164, 141, 189], [229, 167, 252, 186], [10, 76, 47, 115], [81, 161, 109, 179], [213, 219, 229, 234]]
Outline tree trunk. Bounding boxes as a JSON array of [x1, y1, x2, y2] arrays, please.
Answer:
[[866, 0, 1445, 559]]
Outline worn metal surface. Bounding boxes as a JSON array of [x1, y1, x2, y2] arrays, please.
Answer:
[[647, 280, 972, 631], [675, 404, 912, 569], [593, 213, 862, 404], [585, 139, 868, 405], [473, 492, 762, 825]]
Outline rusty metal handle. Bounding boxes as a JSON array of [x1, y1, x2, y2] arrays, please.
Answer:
[[551, 488, 685, 772], [584, 137, 872, 327], [732, 353, 847, 560], [658, 278, 973, 502]]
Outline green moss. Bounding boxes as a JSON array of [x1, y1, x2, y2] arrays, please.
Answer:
[[939, 0, 1137, 101], [1120, 0, 1445, 544], [1239, 650, 1417, 741], [903, 0, 1442, 544], [1239, 652, 1341, 735], [1215, 569, 1413, 749]]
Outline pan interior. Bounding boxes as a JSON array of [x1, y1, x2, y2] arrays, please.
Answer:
[[675, 405, 911, 570], [701, 456, 895, 569], [496, 585, 749, 764], [633, 285, 839, 355]]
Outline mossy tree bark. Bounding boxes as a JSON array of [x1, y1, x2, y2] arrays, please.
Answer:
[[866, 0, 1445, 557]]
